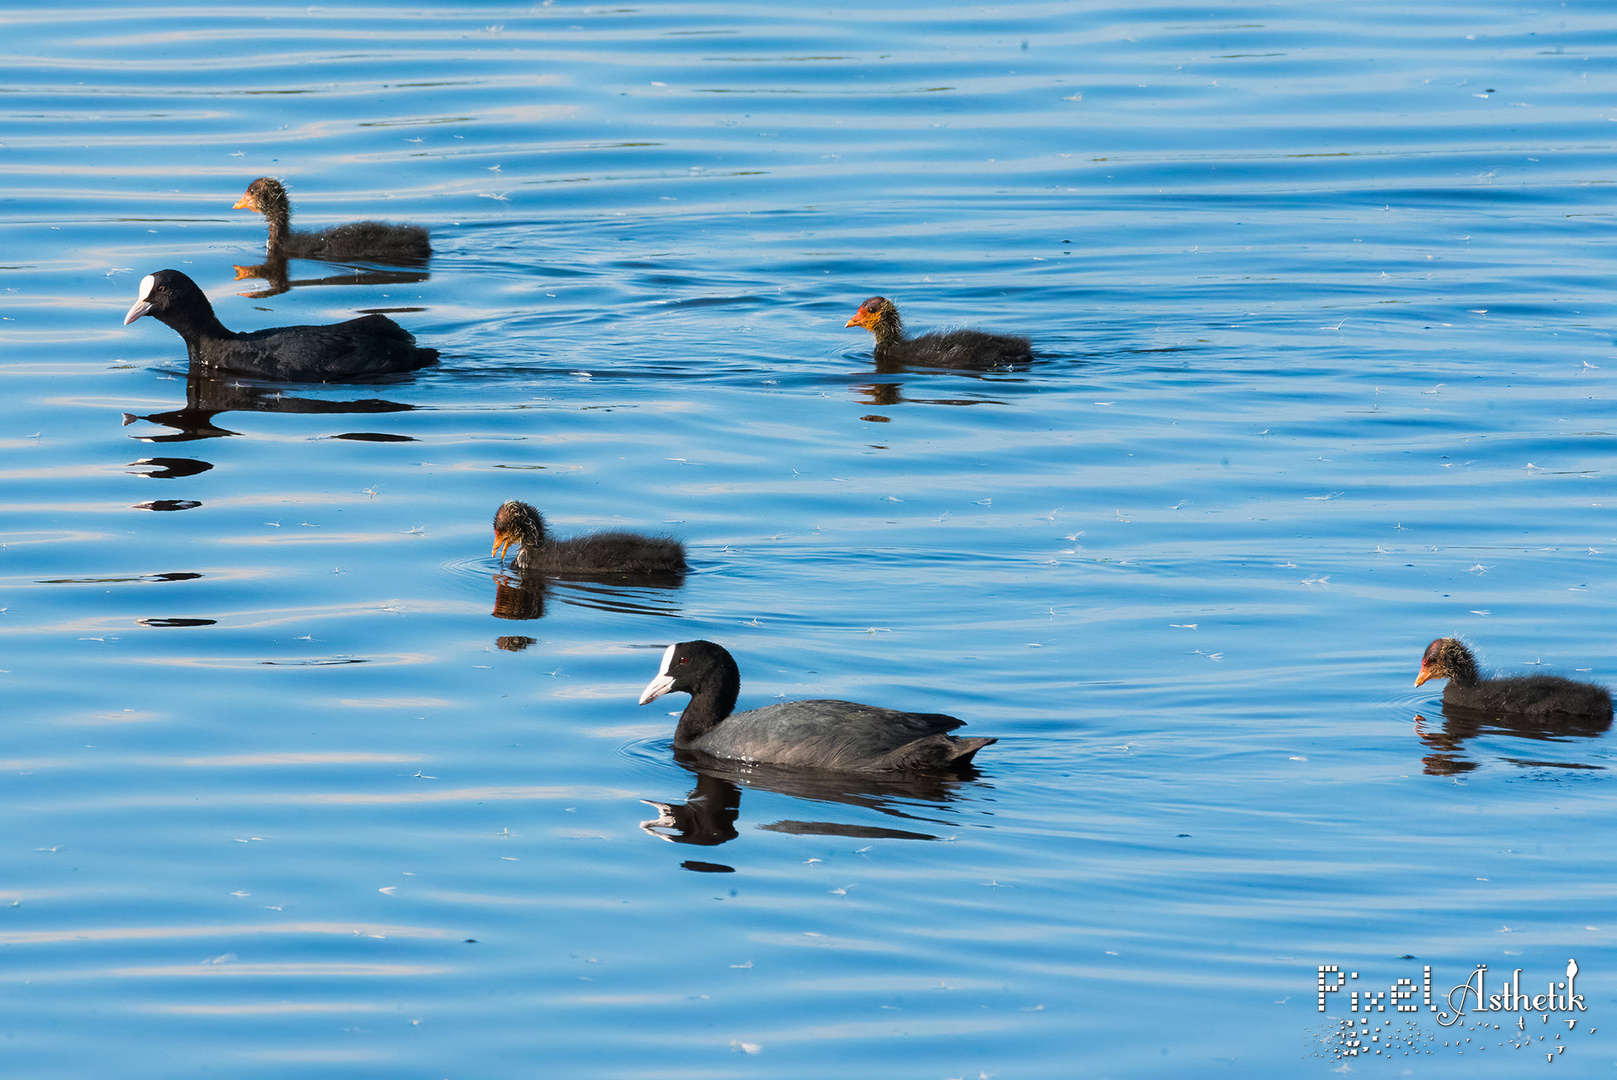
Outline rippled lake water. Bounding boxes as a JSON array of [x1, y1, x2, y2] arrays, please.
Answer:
[[4, 2, 1617, 1076]]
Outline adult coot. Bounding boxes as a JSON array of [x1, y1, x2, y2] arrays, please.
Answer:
[[638, 639, 995, 773], [1415, 637, 1613, 721], [123, 269, 437, 381], [492, 499, 686, 576], [234, 177, 431, 263], [845, 295, 1033, 368]]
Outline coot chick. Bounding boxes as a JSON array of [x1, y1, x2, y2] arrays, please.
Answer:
[[638, 639, 995, 773], [123, 270, 437, 382], [1415, 637, 1613, 721], [234, 177, 431, 263], [845, 296, 1033, 368], [492, 499, 686, 576]]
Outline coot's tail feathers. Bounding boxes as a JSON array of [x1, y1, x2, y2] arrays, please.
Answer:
[[875, 734, 997, 773], [948, 736, 998, 764]]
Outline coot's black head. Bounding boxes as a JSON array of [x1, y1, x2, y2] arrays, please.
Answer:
[[233, 176, 289, 217], [492, 499, 547, 563], [123, 270, 218, 332], [639, 640, 741, 711], [845, 295, 899, 334], [1416, 637, 1478, 688]]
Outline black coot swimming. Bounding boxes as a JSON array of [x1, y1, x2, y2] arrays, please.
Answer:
[[1415, 637, 1613, 721], [492, 499, 686, 576], [638, 639, 995, 773], [845, 295, 1033, 368], [234, 177, 431, 263], [123, 269, 437, 381]]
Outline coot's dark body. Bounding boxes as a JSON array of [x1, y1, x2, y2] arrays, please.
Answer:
[[845, 295, 1032, 368], [681, 699, 984, 772], [123, 270, 437, 381], [235, 177, 431, 263], [492, 499, 686, 577], [639, 640, 994, 773], [1416, 637, 1613, 721]]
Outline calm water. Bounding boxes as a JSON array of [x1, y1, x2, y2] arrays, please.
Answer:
[[3, 2, 1617, 1076]]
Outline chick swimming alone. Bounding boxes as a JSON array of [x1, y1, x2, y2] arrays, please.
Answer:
[[845, 295, 1032, 368], [639, 639, 994, 773], [1415, 637, 1613, 721]]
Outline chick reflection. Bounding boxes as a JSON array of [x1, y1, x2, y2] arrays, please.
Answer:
[[491, 575, 546, 622], [124, 371, 417, 444], [848, 371, 1020, 410], [232, 255, 429, 300], [489, 573, 689, 626], [639, 754, 982, 857], [1413, 708, 1612, 776]]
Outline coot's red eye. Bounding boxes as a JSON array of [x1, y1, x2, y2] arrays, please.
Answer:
[[679, 656, 689, 666]]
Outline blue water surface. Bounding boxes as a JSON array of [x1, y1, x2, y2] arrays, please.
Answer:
[[2, 1, 1616, 1076]]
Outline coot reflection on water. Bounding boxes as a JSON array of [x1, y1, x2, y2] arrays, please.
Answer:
[[492, 499, 686, 578], [122, 370, 418, 444], [641, 767, 959, 850], [845, 295, 1033, 368], [638, 640, 995, 773], [1415, 637, 1613, 722], [123, 270, 437, 381], [233, 177, 431, 263]]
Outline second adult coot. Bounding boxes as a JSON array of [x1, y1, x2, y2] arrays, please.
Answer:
[[845, 295, 1033, 368], [492, 499, 686, 576], [1415, 637, 1613, 721], [123, 269, 437, 381], [234, 177, 431, 263], [638, 639, 995, 773]]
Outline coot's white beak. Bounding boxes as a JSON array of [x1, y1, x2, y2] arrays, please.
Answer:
[[639, 672, 674, 705], [638, 644, 677, 705], [123, 274, 156, 325]]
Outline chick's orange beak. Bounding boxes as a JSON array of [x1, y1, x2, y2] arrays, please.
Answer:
[[232, 195, 255, 211], [1414, 665, 1431, 688], [492, 530, 515, 561]]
